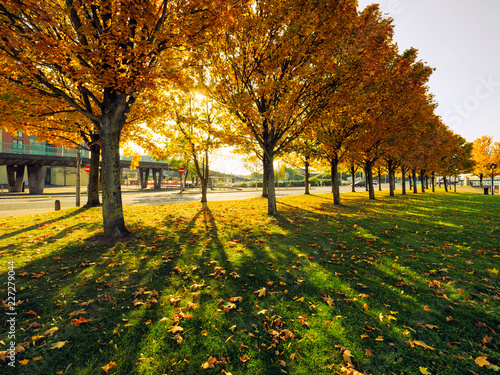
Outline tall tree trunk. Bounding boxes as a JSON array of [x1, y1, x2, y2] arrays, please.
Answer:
[[99, 114, 129, 239], [350, 165, 356, 193], [491, 173, 495, 195], [420, 169, 426, 193], [331, 158, 340, 205], [479, 174, 483, 188], [444, 177, 449, 192], [401, 166, 407, 195], [364, 166, 369, 192], [264, 150, 277, 216], [377, 168, 382, 191], [86, 142, 101, 207], [388, 162, 395, 197], [431, 172, 435, 192], [412, 169, 418, 194], [304, 157, 310, 195], [366, 160, 375, 200], [262, 153, 269, 198], [425, 175, 429, 190]]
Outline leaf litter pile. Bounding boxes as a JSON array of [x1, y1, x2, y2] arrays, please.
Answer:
[[0, 191, 499, 375]]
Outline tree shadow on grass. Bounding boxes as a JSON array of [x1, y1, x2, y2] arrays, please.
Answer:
[[2, 197, 499, 375]]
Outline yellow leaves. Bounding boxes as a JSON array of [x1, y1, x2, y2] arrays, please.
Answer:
[[50, 341, 68, 349], [201, 356, 217, 369], [419, 366, 432, 374], [363, 302, 369, 311], [408, 340, 434, 350], [487, 268, 499, 275], [19, 358, 29, 365], [320, 294, 334, 306], [423, 305, 431, 312], [475, 356, 490, 367], [254, 287, 266, 297], [168, 326, 184, 334], [101, 361, 117, 373], [44, 326, 58, 336], [374, 336, 384, 341]]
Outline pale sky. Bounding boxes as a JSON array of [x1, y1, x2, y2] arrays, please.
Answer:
[[357, 0, 500, 143]]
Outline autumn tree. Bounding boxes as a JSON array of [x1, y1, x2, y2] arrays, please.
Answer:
[[471, 136, 497, 188], [153, 92, 224, 205], [199, 0, 361, 216], [0, 0, 227, 238], [314, 4, 395, 205]]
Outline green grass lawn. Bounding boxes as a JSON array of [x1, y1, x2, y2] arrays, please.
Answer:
[[1, 190, 499, 375]]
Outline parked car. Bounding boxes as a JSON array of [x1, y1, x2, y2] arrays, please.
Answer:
[[354, 180, 365, 187], [373, 180, 378, 185]]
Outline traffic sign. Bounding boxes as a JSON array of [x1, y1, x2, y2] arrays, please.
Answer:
[[179, 167, 185, 174], [84, 165, 91, 173]]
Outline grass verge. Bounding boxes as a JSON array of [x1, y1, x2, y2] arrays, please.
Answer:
[[0, 190, 499, 375]]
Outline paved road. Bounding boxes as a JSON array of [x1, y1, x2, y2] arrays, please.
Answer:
[[0, 184, 392, 218]]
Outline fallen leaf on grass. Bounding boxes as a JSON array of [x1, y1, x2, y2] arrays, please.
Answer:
[[239, 354, 250, 363], [19, 359, 29, 365], [44, 327, 58, 336], [320, 295, 334, 306], [254, 287, 266, 297], [168, 326, 183, 334], [71, 317, 91, 325], [201, 356, 217, 369], [101, 361, 117, 373], [419, 367, 432, 374], [31, 271, 46, 278], [33, 356, 42, 361], [50, 341, 68, 349], [409, 340, 434, 350], [475, 356, 490, 367], [365, 349, 374, 358]]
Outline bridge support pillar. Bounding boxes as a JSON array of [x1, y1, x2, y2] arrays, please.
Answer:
[[152, 168, 163, 189], [6, 165, 25, 192], [27, 165, 47, 194], [139, 168, 149, 189]]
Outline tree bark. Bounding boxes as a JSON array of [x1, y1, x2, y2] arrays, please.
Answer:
[[412, 169, 418, 194], [85, 142, 101, 207], [262, 153, 269, 198], [350, 165, 356, 192], [263, 151, 277, 215], [304, 157, 310, 195], [365, 160, 375, 200], [444, 177, 449, 192], [331, 158, 340, 205], [378, 168, 382, 191], [99, 93, 129, 239], [420, 169, 426, 193], [479, 174, 483, 188], [388, 162, 395, 197], [401, 166, 406, 195], [431, 172, 435, 192]]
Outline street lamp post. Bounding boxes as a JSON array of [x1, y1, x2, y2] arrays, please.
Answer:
[[490, 163, 497, 195]]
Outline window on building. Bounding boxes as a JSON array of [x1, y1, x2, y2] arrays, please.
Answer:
[[12, 139, 23, 153], [17, 131, 23, 137]]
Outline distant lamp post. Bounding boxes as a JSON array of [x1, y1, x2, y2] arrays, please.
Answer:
[[490, 163, 497, 195]]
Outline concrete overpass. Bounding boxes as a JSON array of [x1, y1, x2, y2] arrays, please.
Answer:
[[0, 142, 170, 194]]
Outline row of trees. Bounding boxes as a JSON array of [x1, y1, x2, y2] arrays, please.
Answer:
[[0, 1, 486, 240], [471, 136, 500, 191]]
